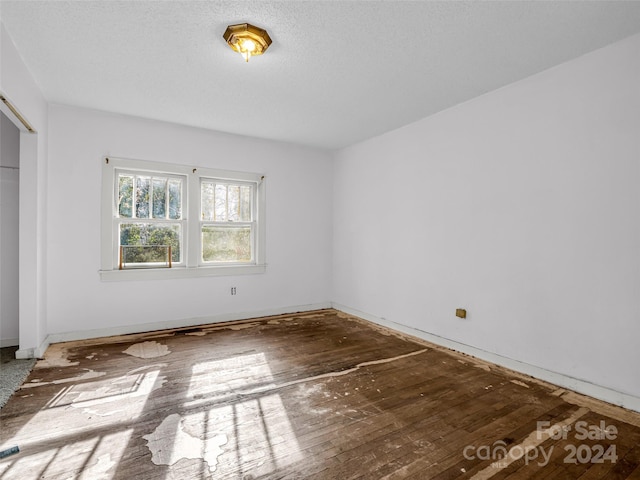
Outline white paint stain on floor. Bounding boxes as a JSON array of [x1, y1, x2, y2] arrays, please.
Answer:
[[201, 322, 261, 333], [185, 331, 206, 336], [510, 379, 530, 388], [228, 322, 260, 331], [474, 363, 491, 372], [36, 344, 79, 367], [81, 407, 124, 417], [235, 349, 429, 398], [123, 341, 171, 358], [143, 414, 228, 474], [21, 369, 106, 388], [145, 333, 175, 339]]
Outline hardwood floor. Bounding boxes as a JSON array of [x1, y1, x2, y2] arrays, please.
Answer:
[[1, 309, 639, 479]]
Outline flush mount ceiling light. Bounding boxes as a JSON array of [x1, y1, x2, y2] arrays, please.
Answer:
[[223, 23, 272, 62]]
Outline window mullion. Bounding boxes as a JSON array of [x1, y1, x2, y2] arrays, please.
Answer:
[[132, 174, 138, 219], [213, 182, 218, 221], [165, 180, 169, 221], [151, 176, 156, 219], [187, 172, 200, 268], [225, 184, 229, 220]]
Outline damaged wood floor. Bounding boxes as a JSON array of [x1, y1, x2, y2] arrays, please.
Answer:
[[1, 309, 640, 479]]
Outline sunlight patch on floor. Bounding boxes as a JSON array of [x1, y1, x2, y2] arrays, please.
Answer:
[[1, 369, 163, 460], [41, 368, 164, 411], [0, 429, 133, 480], [187, 352, 276, 400], [181, 352, 303, 476]]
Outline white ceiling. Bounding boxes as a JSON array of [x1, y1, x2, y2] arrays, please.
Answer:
[[2, 1, 640, 151]]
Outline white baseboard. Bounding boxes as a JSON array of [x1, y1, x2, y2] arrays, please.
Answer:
[[30, 302, 332, 355], [16, 341, 51, 360], [0, 337, 19, 348], [332, 302, 640, 414], [15, 347, 34, 359]]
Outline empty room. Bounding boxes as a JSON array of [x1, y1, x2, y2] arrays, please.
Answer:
[[1, 1, 639, 478]]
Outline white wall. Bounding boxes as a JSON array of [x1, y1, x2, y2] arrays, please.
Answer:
[[46, 105, 333, 337], [333, 33, 640, 403], [0, 111, 20, 346], [0, 22, 49, 357]]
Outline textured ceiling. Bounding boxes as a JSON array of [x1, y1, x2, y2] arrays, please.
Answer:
[[2, 1, 640, 150]]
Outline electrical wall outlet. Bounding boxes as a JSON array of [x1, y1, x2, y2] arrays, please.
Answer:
[[231, 287, 237, 295]]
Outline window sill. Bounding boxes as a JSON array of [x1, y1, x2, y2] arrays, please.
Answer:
[[99, 264, 266, 281]]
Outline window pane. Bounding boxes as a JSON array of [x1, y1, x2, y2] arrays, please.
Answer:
[[240, 185, 251, 221], [168, 179, 182, 220], [121, 245, 171, 267], [120, 223, 181, 263], [202, 225, 251, 263], [152, 178, 167, 218], [201, 182, 253, 223], [135, 176, 150, 218], [214, 184, 227, 221], [228, 185, 240, 221], [118, 175, 133, 218], [201, 181, 215, 221]]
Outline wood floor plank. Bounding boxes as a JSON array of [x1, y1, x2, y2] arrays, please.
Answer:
[[1, 309, 639, 479]]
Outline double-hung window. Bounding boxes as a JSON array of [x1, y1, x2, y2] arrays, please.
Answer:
[[116, 170, 185, 268], [101, 157, 266, 280], [200, 179, 255, 264]]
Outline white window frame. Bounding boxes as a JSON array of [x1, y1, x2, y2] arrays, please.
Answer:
[[114, 168, 187, 268], [100, 156, 266, 281], [199, 178, 257, 266]]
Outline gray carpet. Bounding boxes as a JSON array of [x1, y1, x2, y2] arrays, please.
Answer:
[[0, 346, 36, 410]]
